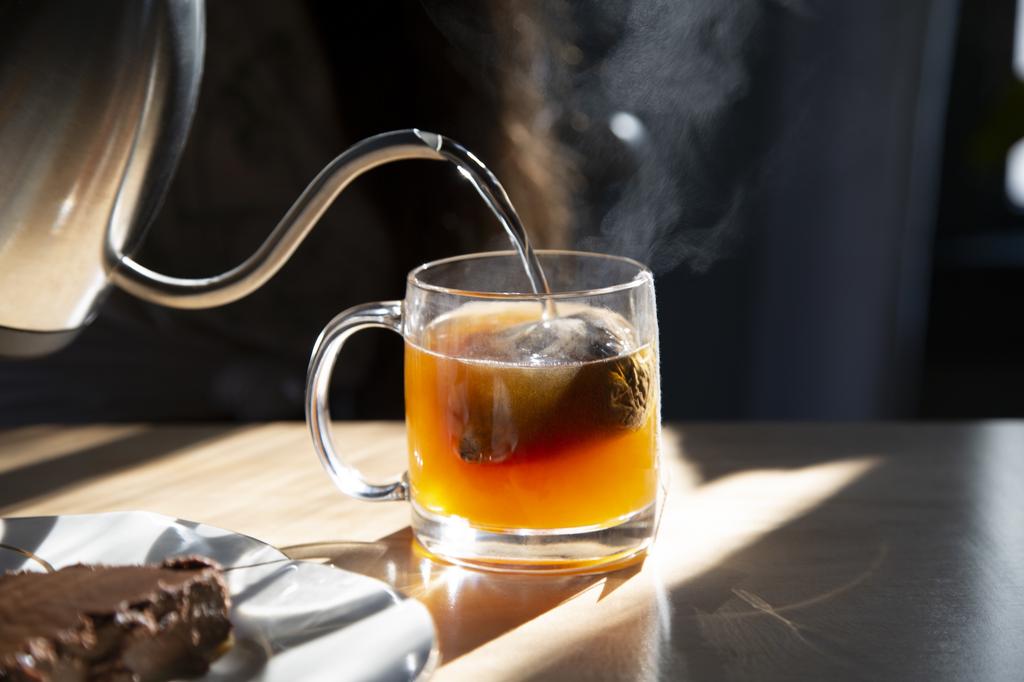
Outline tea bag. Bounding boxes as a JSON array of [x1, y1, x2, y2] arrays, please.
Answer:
[[456, 308, 654, 464]]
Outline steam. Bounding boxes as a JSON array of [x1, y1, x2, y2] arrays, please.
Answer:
[[421, 0, 782, 275], [576, 0, 775, 274]]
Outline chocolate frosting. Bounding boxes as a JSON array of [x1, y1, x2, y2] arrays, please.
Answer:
[[0, 556, 232, 682]]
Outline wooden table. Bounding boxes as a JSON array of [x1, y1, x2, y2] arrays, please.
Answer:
[[2, 422, 1023, 680]]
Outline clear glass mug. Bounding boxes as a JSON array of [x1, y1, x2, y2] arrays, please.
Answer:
[[306, 250, 662, 573]]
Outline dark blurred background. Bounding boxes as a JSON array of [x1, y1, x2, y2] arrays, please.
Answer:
[[2, 0, 1023, 423]]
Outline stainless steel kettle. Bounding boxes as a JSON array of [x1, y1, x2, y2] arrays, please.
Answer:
[[0, 0, 513, 357]]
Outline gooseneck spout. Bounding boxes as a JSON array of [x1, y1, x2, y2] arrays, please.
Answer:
[[109, 129, 449, 308]]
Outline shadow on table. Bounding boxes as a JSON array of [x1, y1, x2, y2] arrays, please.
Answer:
[[0, 425, 238, 511]]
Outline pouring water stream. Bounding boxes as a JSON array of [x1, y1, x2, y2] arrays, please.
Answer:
[[412, 131, 557, 320]]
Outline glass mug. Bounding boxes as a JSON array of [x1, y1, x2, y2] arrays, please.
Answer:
[[306, 250, 662, 573]]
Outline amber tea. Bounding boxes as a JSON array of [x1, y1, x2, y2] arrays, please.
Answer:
[[405, 302, 659, 531]]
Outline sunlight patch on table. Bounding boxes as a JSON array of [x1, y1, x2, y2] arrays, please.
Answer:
[[436, 437, 880, 681]]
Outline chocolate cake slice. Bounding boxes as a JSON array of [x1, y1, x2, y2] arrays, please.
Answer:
[[0, 556, 232, 682]]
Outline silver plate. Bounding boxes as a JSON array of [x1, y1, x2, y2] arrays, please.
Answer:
[[0, 512, 438, 682]]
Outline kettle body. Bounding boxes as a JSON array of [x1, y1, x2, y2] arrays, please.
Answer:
[[0, 0, 204, 355]]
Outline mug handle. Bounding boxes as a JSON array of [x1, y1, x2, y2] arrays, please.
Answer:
[[306, 301, 408, 501]]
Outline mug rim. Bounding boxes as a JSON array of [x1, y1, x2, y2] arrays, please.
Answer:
[[407, 249, 653, 300]]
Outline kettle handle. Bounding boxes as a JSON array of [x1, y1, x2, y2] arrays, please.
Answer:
[[107, 129, 447, 309]]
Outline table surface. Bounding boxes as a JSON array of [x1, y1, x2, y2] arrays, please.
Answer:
[[1, 422, 1023, 681]]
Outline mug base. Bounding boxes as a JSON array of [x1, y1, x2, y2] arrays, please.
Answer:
[[410, 501, 659, 575]]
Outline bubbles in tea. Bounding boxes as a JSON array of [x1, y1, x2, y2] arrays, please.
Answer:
[[405, 302, 659, 530]]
